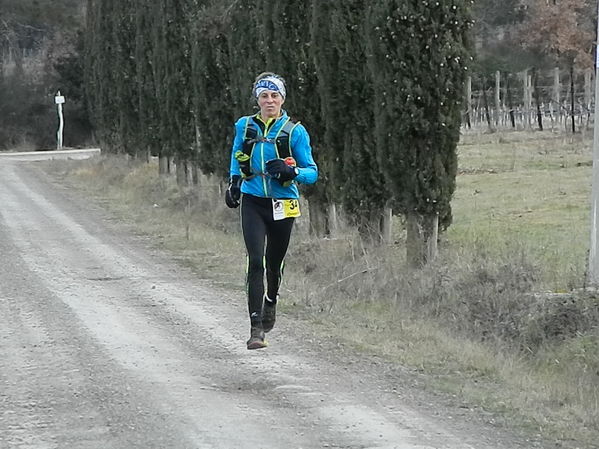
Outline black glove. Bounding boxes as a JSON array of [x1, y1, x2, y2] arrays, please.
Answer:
[[234, 150, 252, 178], [225, 175, 242, 208], [265, 159, 297, 184]]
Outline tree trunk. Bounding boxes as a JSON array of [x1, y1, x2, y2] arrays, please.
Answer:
[[191, 163, 199, 186], [175, 158, 189, 187], [356, 209, 385, 246], [328, 203, 339, 237], [406, 212, 438, 268], [356, 207, 394, 247], [380, 207, 393, 244], [308, 199, 329, 238], [134, 148, 151, 163], [159, 155, 170, 176]]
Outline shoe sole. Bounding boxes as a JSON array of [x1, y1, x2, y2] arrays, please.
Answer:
[[247, 340, 268, 350]]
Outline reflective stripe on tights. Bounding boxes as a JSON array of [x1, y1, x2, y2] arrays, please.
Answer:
[[240, 194, 294, 324]]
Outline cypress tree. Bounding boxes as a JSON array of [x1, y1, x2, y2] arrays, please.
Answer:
[[112, 0, 139, 155], [368, 0, 473, 265], [259, 0, 317, 121], [190, 1, 235, 178], [83, 0, 102, 143], [148, 0, 171, 172], [312, 0, 388, 242], [259, 0, 331, 236], [84, 0, 120, 152], [83, 0, 98, 138], [151, 0, 195, 180], [134, 0, 161, 161], [225, 0, 266, 118]]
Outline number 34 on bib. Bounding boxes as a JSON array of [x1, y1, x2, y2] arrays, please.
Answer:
[[272, 199, 301, 220]]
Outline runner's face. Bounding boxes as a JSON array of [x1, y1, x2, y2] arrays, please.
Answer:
[[258, 90, 284, 119]]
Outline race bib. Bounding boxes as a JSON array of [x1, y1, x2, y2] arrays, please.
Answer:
[[272, 199, 301, 220]]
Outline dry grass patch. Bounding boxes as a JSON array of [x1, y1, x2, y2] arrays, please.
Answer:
[[285, 234, 599, 447]]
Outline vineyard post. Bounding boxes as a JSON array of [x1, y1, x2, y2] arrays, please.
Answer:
[[587, 1, 599, 286], [495, 70, 501, 127], [554, 67, 561, 125]]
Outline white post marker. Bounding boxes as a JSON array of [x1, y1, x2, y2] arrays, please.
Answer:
[[588, 2, 599, 287], [55, 90, 65, 150]]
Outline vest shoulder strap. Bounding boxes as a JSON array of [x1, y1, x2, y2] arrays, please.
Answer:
[[274, 118, 300, 159], [241, 117, 258, 156], [243, 116, 257, 140]]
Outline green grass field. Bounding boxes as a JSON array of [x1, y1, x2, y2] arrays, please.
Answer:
[[452, 132, 591, 290], [46, 129, 599, 448]]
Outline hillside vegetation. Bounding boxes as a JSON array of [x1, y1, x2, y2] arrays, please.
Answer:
[[0, 0, 87, 150]]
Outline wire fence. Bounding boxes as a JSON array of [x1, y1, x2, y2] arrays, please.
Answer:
[[463, 67, 596, 133]]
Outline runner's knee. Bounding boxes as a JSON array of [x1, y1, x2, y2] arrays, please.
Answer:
[[247, 257, 264, 275]]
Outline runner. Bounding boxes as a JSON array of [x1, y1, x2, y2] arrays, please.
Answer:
[[225, 72, 318, 349]]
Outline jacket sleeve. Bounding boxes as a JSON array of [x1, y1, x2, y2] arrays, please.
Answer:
[[229, 118, 245, 179], [291, 124, 318, 185]]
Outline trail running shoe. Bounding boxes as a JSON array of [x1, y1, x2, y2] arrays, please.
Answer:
[[246, 325, 267, 350], [262, 300, 277, 333]]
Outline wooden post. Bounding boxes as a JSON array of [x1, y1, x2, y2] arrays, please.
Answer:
[[503, 72, 509, 126], [532, 68, 543, 131], [571, 65, 576, 133], [481, 76, 493, 131], [586, 69, 592, 109], [527, 73, 533, 128], [466, 76, 472, 129], [586, 68, 593, 127], [495, 70, 501, 127], [522, 70, 529, 128], [554, 67, 561, 125], [54, 90, 65, 150], [506, 74, 516, 128]]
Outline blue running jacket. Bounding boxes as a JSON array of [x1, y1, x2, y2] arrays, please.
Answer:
[[229, 111, 318, 199]]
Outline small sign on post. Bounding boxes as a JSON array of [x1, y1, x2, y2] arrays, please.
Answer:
[[55, 90, 65, 150]]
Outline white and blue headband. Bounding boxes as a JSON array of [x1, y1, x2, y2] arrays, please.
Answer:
[[254, 76, 286, 99]]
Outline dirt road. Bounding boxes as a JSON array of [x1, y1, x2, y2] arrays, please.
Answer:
[[0, 161, 541, 448]]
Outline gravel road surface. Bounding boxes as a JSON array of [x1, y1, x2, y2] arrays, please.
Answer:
[[0, 161, 543, 449]]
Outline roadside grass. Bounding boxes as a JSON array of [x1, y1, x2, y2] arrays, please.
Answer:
[[43, 130, 598, 448]]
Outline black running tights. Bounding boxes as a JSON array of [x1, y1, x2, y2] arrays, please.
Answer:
[[241, 194, 294, 324]]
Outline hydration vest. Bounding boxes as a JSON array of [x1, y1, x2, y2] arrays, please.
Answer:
[[241, 116, 300, 160]]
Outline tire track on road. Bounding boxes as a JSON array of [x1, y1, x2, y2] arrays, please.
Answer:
[[0, 162, 536, 449]]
